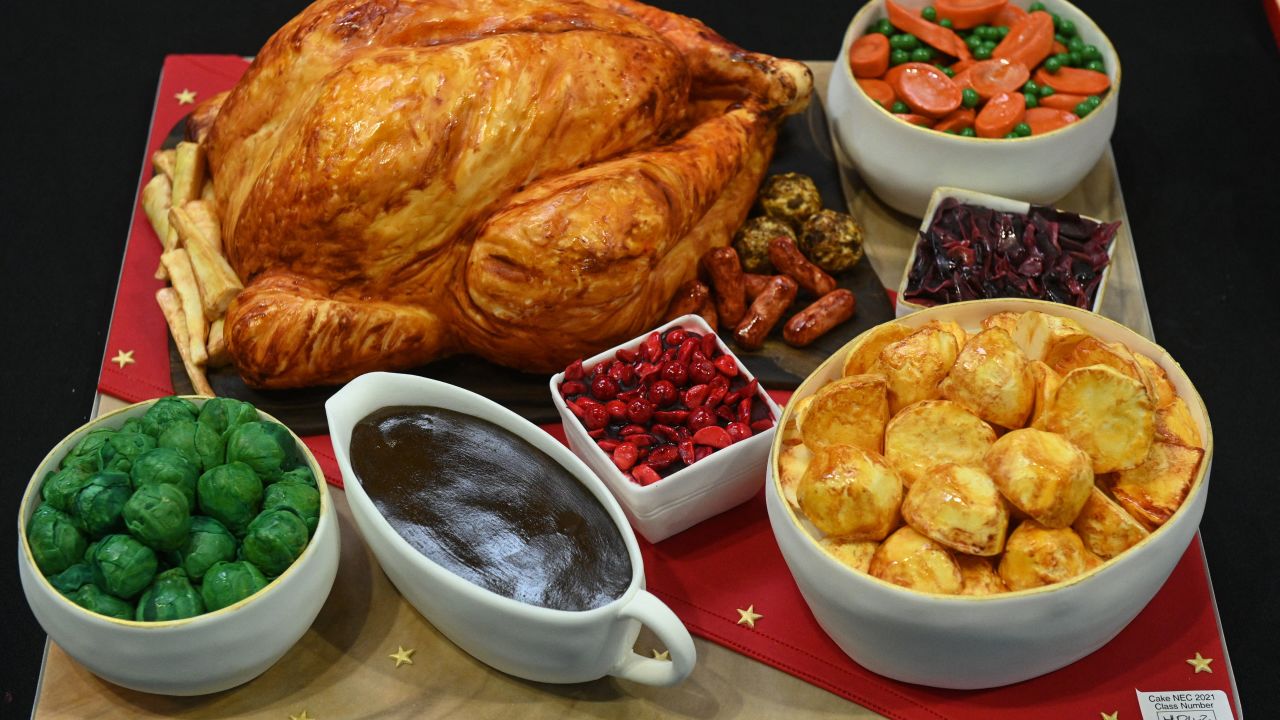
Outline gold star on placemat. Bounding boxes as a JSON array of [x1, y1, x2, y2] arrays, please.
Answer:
[[389, 646, 415, 668], [651, 649, 670, 661], [736, 604, 763, 629], [289, 711, 313, 720], [1187, 651, 1213, 674], [1100, 712, 1118, 720], [174, 88, 197, 105], [110, 349, 135, 369]]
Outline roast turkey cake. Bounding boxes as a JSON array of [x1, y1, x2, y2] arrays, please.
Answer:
[[191, 0, 812, 388]]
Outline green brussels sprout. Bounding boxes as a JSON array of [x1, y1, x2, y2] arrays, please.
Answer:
[[201, 560, 268, 611], [278, 466, 317, 488], [241, 509, 309, 576], [158, 420, 225, 471], [70, 583, 135, 620], [48, 562, 96, 595], [197, 398, 258, 436], [263, 481, 320, 535], [135, 568, 205, 621], [130, 447, 198, 508], [64, 428, 119, 473], [71, 471, 133, 537], [90, 533, 158, 599], [41, 466, 93, 513], [123, 483, 192, 552], [120, 418, 145, 435], [198, 461, 263, 537], [225, 422, 297, 483], [105, 431, 157, 474], [141, 397, 199, 438], [27, 505, 87, 575], [178, 516, 237, 581]]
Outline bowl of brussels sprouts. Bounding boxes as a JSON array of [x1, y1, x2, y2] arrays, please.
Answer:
[[17, 396, 340, 696]]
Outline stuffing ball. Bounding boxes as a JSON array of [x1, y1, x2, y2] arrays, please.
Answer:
[[732, 215, 794, 273], [758, 172, 822, 227], [800, 209, 865, 273]]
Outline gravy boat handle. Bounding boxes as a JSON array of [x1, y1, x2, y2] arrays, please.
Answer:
[[608, 590, 695, 686]]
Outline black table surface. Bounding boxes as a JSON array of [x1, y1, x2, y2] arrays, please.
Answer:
[[3, 1, 1276, 715]]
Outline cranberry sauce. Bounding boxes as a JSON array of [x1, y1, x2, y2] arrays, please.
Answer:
[[351, 406, 631, 612]]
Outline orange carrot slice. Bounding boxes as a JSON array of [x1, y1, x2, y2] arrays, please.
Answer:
[[857, 78, 897, 109], [1038, 92, 1089, 111], [892, 62, 963, 118], [933, 107, 977, 133], [993, 11, 1054, 71], [968, 58, 1030, 100], [1051, 40, 1068, 55], [974, 92, 1025, 137], [936, 0, 1008, 30], [992, 3, 1028, 27], [894, 113, 935, 127], [1024, 107, 1080, 135], [886, 0, 973, 61], [850, 33, 891, 78], [1035, 66, 1110, 95]]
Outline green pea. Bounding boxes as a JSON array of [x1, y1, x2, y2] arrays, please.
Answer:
[[1068, 36, 1085, 53], [1055, 33, 1068, 46], [874, 18, 895, 35], [890, 48, 910, 66], [1039, 85, 1056, 98], [1028, 1, 1046, 11], [1051, 13, 1063, 31], [1068, 50, 1082, 67], [1081, 44, 1102, 61], [1074, 101, 1092, 117], [939, 18, 953, 28], [922, 5, 937, 21], [1086, 94, 1102, 107], [1023, 80, 1039, 94], [1013, 122, 1032, 137], [1004, 132, 1019, 139], [982, 25, 1001, 40], [1044, 55, 1062, 73], [891, 100, 911, 114], [966, 34, 984, 50], [1025, 93, 1039, 109], [942, 128, 957, 134], [960, 127, 977, 137], [890, 33, 920, 50], [939, 65, 955, 77], [911, 46, 934, 62], [1085, 60, 1105, 72], [961, 87, 980, 109], [973, 44, 993, 60], [997, 25, 1009, 38], [1060, 19, 1076, 36]]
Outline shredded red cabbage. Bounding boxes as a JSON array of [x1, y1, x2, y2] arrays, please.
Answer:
[[903, 199, 1119, 309]]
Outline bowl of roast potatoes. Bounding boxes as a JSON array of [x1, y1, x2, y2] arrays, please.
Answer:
[[766, 298, 1211, 688]]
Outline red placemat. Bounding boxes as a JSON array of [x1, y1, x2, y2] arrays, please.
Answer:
[[98, 54, 1239, 720]]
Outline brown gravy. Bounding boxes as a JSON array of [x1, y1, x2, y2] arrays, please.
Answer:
[[350, 406, 632, 611]]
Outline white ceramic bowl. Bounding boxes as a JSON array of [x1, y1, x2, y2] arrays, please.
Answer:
[[767, 299, 1212, 688], [17, 397, 340, 696], [828, 0, 1121, 217], [895, 186, 1116, 317], [550, 315, 782, 544], [326, 373, 696, 686]]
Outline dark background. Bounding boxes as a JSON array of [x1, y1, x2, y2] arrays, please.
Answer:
[[2, 1, 1276, 716]]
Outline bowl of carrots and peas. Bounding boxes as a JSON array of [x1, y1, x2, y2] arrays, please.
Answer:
[[826, 0, 1119, 217]]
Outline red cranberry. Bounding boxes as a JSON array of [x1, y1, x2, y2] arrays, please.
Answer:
[[700, 333, 717, 358], [581, 403, 609, 431], [560, 380, 586, 397], [687, 354, 716, 384], [615, 347, 637, 363], [654, 409, 690, 425], [651, 424, 679, 442], [660, 361, 688, 387], [624, 434, 656, 448], [682, 384, 709, 408], [591, 375, 619, 401], [692, 425, 732, 449], [709, 374, 730, 391], [606, 400, 628, 421], [587, 428, 607, 439], [564, 359, 585, 381], [715, 405, 736, 422], [687, 407, 716, 431], [663, 328, 688, 347], [678, 439, 696, 465], [737, 397, 753, 424], [617, 389, 642, 404], [632, 464, 661, 486], [750, 418, 775, 432], [626, 399, 654, 424], [648, 380, 678, 407], [612, 444, 638, 471], [713, 355, 739, 377], [634, 362, 662, 383], [694, 446, 713, 462], [676, 337, 698, 366], [726, 422, 753, 443], [705, 385, 728, 408], [647, 445, 680, 469], [641, 332, 662, 362], [592, 359, 612, 378], [607, 361, 634, 386], [597, 439, 621, 452], [619, 424, 648, 436]]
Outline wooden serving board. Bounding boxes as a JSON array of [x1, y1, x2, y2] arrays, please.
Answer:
[[37, 62, 1171, 720], [168, 91, 896, 434]]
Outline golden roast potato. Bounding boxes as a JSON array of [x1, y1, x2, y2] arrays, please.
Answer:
[[940, 328, 1035, 429], [1154, 396, 1203, 449], [798, 445, 903, 540], [1011, 310, 1089, 365], [842, 322, 915, 376], [985, 428, 1093, 528], [1133, 351, 1178, 409], [777, 442, 813, 509], [1107, 441, 1204, 529], [1048, 336, 1143, 385], [921, 319, 968, 352], [800, 374, 890, 453], [955, 554, 1009, 596], [820, 537, 879, 574], [901, 464, 1009, 556], [1072, 486, 1150, 559], [980, 311, 1020, 335], [883, 399, 995, 488], [1027, 360, 1062, 430], [998, 520, 1093, 591], [1040, 365, 1155, 473], [868, 327, 959, 415], [780, 394, 813, 447], [868, 526, 963, 594]]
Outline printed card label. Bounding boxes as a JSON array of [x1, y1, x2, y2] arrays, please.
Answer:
[[1136, 690, 1236, 720]]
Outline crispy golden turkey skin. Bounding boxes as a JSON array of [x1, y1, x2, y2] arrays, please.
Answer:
[[197, 0, 811, 388]]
